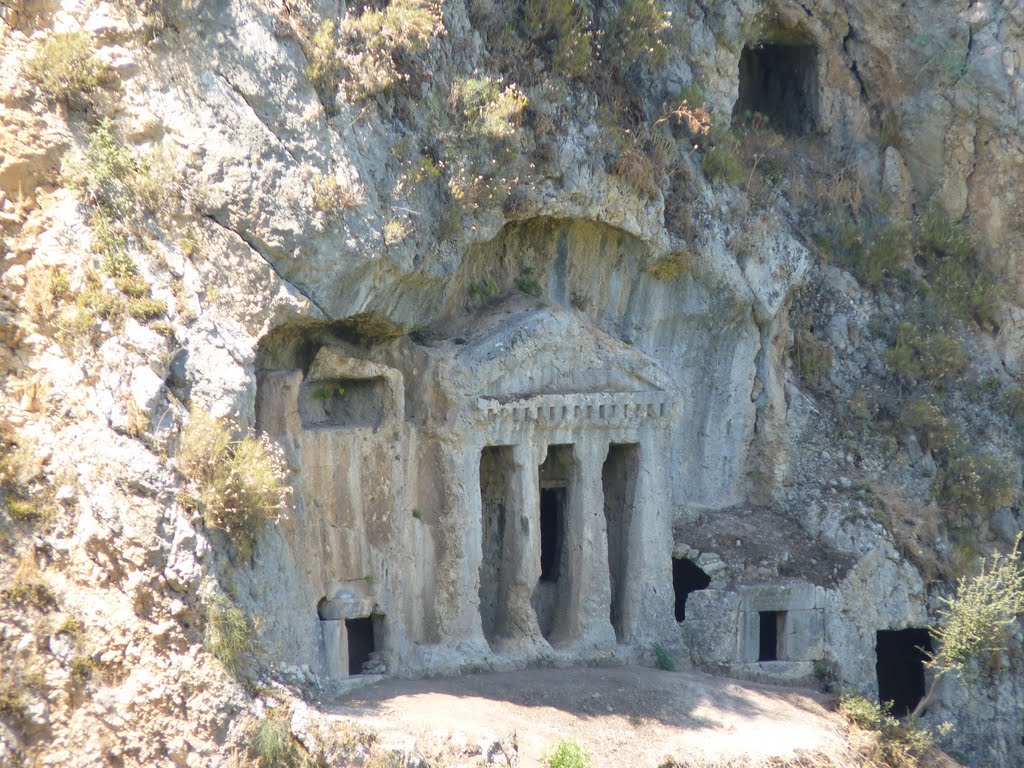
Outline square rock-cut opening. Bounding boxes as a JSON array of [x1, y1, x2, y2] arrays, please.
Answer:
[[734, 42, 818, 134]]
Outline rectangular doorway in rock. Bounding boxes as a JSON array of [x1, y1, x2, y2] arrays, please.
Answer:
[[733, 43, 818, 134], [758, 610, 785, 661], [532, 444, 575, 642], [876, 628, 932, 716], [345, 617, 374, 675], [603, 443, 638, 641], [479, 446, 516, 649]]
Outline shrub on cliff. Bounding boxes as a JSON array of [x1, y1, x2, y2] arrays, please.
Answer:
[[913, 535, 1024, 717], [24, 31, 106, 108], [179, 410, 289, 560]]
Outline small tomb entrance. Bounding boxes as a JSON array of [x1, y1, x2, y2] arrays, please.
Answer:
[[345, 617, 375, 675], [758, 610, 786, 662], [734, 42, 818, 134], [672, 558, 710, 621], [876, 628, 932, 716], [532, 445, 575, 641]]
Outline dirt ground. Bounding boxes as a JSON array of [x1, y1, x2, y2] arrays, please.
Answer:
[[320, 665, 867, 767]]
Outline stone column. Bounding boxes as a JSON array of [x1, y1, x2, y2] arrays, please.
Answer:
[[321, 620, 349, 679], [572, 436, 616, 649], [621, 432, 676, 643], [505, 442, 543, 644]]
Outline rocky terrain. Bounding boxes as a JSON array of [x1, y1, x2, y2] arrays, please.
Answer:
[[1, 0, 1023, 766]]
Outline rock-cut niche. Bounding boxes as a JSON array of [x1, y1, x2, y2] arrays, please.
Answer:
[[733, 41, 819, 134]]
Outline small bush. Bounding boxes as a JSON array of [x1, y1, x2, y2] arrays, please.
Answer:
[[524, 0, 593, 78], [206, 593, 257, 675], [1002, 385, 1024, 428], [250, 715, 313, 768], [607, 0, 672, 70], [933, 535, 1024, 676], [857, 222, 911, 287], [701, 129, 744, 186], [839, 694, 935, 767], [179, 410, 289, 560], [940, 452, 1015, 521], [305, 19, 340, 104], [515, 267, 541, 297], [900, 398, 956, 453], [450, 76, 528, 140], [341, 0, 444, 99], [24, 31, 106, 107], [383, 218, 410, 245], [63, 119, 147, 218], [543, 739, 591, 768], [126, 296, 167, 322], [794, 328, 833, 389], [69, 656, 94, 683], [646, 251, 693, 280], [884, 323, 967, 388], [311, 172, 364, 213], [653, 642, 675, 671]]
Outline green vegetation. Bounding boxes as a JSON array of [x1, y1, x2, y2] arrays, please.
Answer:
[[304, 19, 340, 106], [63, 119, 147, 219], [939, 451, 1015, 522], [311, 172, 364, 213], [1, 579, 57, 611], [606, 0, 672, 70], [884, 323, 967, 389], [899, 398, 956, 453], [439, 75, 530, 211], [646, 251, 693, 280], [340, 0, 444, 99], [542, 739, 591, 768], [515, 267, 541, 297], [524, 0, 593, 78], [450, 75, 529, 141], [913, 535, 1024, 717], [69, 656, 95, 684], [839, 694, 937, 768], [700, 128, 744, 186], [653, 642, 675, 671], [857, 222, 911, 287], [250, 714, 315, 768], [794, 328, 833, 389], [206, 593, 258, 675], [24, 31, 106, 107], [383, 217, 410, 245], [178, 410, 289, 561]]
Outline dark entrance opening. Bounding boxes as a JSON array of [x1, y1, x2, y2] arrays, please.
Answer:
[[672, 558, 710, 621], [345, 617, 374, 675], [733, 42, 818, 134], [539, 488, 566, 582], [758, 610, 783, 661], [603, 443, 638, 641], [533, 444, 575, 642], [876, 628, 932, 716]]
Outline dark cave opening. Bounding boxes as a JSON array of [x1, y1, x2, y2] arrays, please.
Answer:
[[672, 558, 711, 622], [759, 610, 784, 662], [734, 42, 819, 134], [346, 617, 375, 675], [876, 628, 932, 716], [539, 487, 566, 583]]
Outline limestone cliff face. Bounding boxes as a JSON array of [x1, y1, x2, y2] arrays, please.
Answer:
[[1, 0, 1023, 765]]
